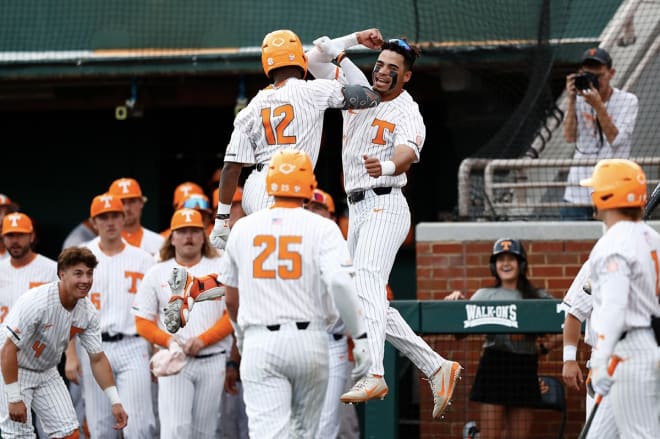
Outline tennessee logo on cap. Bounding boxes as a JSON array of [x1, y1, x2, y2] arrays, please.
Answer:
[[2, 212, 33, 235], [588, 48, 597, 56], [90, 193, 124, 218], [108, 177, 148, 202], [170, 208, 204, 231]]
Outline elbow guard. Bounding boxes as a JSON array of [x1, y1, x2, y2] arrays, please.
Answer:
[[342, 85, 380, 110]]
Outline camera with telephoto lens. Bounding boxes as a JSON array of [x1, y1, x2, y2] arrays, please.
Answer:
[[574, 72, 599, 91]]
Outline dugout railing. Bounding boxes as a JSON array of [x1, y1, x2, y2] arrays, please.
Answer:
[[457, 156, 660, 220], [364, 299, 566, 439]]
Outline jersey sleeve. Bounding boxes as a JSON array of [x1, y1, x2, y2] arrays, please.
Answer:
[[217, 240, 239, 288], [224, 102, 258, 165], [3, 293, 41, 349], [392, 110, 425, 162], [132, 265, 161, 321], [318, 220, 354, 286], [76, 301, 103, 355], [308, 79, 347, 111], [561, 260, 592, 322]]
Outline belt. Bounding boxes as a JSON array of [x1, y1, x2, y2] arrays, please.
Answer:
[[347, 187, 392, 204], [267, 321, 310, 331], [332, 333, 344, 341], [256, 163, 266, 171], [195, 349, 226, 359], [101, 333, 139, 342]]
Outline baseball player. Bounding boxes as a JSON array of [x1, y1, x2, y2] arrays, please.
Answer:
[[0, 212, 59, 438], [173, 150, 372, 438], [0, 213, 58, 317], [305, 188, 358, 439], [0, 246, 128, 438], [67, 193, 156, 439], [579, 159, 660, 438], [132, 208, 233, 439], [160, 181, 206, 238], [308, 37, 462, 417], [209, 28, 383, 249], [108, 177, 165, 256], [0, 195, 19, 261]]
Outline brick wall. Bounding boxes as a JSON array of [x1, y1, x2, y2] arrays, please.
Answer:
[[412, 222, 608, 439]]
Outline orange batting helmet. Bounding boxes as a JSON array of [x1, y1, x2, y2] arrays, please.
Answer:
[[261, 29, 308, 79], [266, 149, 316, 200], [580, 159, 647, 210]]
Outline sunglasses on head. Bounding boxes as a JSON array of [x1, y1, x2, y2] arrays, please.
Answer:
[[389, 38, 412, 52]]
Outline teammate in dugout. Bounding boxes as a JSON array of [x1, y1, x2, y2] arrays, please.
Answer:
[[578, 159, 660, 438], [66, 193, 156, 439], [210, 27, 383, 248], [307, 35, 462, 417], [132, 208, 232, 439], [0, 246, 128, 438]]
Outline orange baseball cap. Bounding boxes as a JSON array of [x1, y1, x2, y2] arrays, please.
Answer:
[[2, 212, 33, 235], [90, 193, 124, 218], [173, 182, 204, 209], [310, 189, 335, 214], [170, 208, 205, 231], [212, 187, 243, 210], [108, 177, 148, 202]]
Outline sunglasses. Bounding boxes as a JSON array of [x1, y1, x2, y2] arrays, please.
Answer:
[[183, 197, 211, 210]]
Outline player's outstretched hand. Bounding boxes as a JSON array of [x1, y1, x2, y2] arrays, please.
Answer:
[[351, 335, 372, 380], [356, 28, 383, 49], [210, 217, 231, 250], [111, 404, 128, 430], [313, 36, 344, 59], [562, 359, 584, 391]]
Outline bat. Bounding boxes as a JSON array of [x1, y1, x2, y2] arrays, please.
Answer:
[[577, 356, 621, 439], [644, 181, 660, 219]]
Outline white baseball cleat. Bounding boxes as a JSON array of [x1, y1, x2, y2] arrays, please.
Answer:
[[429, 360, 462, 419], [340, 374, 389, 403]]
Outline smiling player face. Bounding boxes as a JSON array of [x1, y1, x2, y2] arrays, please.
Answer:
[[372, 50, 412, 101]]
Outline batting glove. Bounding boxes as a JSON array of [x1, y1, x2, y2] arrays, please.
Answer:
[[210, 217, 231, 250], [313, 36, 345, 60], [351, 335, 372, 380], [590, 356, 615, 397], [163, 297, 184, 333]]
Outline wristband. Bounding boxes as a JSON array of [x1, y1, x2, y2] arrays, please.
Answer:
[[380, 160, 396, 176], [104, 386, 122, 405], [563, 345, 577, 362], [5, 382, 21, 403], [226, 360, 240, 370], [332, 51, 347, 66], [216, 202, 231, 216]]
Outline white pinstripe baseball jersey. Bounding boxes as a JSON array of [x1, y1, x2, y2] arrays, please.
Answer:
[[83, 237, 155, 335], [132, 256, 232, 355], [589, 221, 660, 333], [561, 259, 596, 346], [219, 207, 350, 328], [123, 226, 165, 256], [341, 91, 424, 192], [224, 78, 347, 169], [4, 282, 102, 371], [0, 254, 57, 324]]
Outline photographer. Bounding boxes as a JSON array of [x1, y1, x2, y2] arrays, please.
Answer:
[[561, 47, 638, 220]]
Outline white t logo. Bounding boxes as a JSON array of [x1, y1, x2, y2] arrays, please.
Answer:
[[118, 180, 132, 194], [101, 195, 114, 208]]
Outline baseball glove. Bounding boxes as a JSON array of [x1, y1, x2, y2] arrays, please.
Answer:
[[163, 268, 225, 333]]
